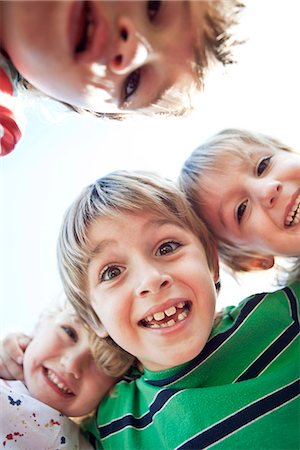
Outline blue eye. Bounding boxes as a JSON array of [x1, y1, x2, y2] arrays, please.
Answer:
[[123, 69, 141, 101], [156, 241, 182, 256], [236, 200, 248, 224], [62, 326, 78, 342], [147, 1, 162, 21], [101, 265, 123, 282], [257, 156, 272, 176]]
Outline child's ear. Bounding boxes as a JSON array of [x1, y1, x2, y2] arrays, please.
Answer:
[[95, 326, 109, 339], [247, 255, 275, 271], [88, 317, 109, 338]]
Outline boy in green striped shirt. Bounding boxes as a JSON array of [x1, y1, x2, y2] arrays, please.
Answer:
[[57, 170, 299, 449]]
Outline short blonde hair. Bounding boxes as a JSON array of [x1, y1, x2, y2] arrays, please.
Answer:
[[57, 170, 217, 352], [179, 128, 297, 272]]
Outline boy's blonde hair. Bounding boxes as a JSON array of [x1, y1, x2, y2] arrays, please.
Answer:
[[38, 300, 134, 378], [179, 128, 297, 273], [57, 170, 217, 353]]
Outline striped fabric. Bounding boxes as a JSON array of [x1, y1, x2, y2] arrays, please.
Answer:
[[82, 282, 300, 449]]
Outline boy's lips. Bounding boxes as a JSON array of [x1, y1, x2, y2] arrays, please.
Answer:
[[285, 189, 300, 227], [43, 367, 75, 398], [69, 0, 108, 64], [139, 300, 192, 329]]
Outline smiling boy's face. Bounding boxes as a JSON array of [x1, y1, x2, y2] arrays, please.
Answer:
[[1, 1, 207, 113], [87, 211, 218, 372], [23, 311, 116, 417], [198, 147, 300, 258]]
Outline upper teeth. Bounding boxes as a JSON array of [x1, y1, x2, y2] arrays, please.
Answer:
[[142, 302, 189, 329], [47, 369, 73, 395], [285, 194, 300, 226]]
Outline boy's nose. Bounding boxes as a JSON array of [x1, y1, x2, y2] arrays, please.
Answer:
[[136, 266, 172, 298], [108, 17, 149, 75], [257, 180, 282, 208]]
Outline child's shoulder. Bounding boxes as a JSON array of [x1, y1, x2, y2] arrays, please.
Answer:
[[235, 281, 298, 313], [214, 282, 299, 336]]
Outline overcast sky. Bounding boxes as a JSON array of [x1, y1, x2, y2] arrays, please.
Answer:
[[1, 0, 299, 337]]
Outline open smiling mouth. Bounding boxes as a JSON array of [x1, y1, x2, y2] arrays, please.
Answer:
[[75, 1, 95, 54], [140, 301, 191, 329], [285, 193, 300, 227], [44, 368, 74, 396]]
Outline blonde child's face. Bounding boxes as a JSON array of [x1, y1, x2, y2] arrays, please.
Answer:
[[87, 211, 218, 372], [198, 146, 300, 257], [2, 1, 206, 113], [23, 311, 116, 417]]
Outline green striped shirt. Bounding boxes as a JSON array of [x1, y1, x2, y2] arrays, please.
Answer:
[[82, 282, 300, 449]]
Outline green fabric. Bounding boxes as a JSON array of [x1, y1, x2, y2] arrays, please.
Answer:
[[82, 282, 300, 449]]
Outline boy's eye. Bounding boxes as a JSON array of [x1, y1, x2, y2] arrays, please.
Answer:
[[236, 200, 248, 224], [257, 156, 272, 176], [123, 69, 141, 102], [147, 1, 162, 21], [62, 326, 78, 342], [101, 265, 123, 282], [156, 241, 182, 256]]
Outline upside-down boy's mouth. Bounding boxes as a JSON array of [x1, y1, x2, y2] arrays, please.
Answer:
[[75, 1, 95, 54]]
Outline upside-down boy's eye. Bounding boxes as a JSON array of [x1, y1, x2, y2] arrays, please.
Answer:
[[236, 200, 248, 224], [147, 1, 162, 22], [123, 69, 141, 102]]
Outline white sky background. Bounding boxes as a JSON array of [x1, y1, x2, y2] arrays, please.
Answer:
[[1, 0, 299, 338]]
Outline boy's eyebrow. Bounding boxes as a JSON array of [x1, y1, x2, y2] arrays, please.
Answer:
[[89, 239, 115, 262], [147, 217, 184, 229]]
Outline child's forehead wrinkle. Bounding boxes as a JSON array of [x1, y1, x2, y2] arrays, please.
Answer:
[[88, 239, 116, 263]]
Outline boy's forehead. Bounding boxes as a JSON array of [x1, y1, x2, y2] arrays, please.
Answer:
[[215, 144, 270, 169], [88, 212, 187, 252], [96, 211, 185, 230]]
